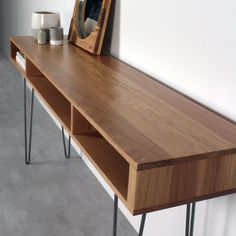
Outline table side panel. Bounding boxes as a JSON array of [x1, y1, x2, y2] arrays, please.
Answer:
[[128, 154, 236, 215]]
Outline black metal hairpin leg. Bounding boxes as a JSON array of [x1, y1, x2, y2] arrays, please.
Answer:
[[139, 213, 147, 236], [113, 194, 118, 236], [185, 202, 196, 236], [112, 194, 147, 236], [61, 126, 71, 159], [190, 202, 196, 236], [24, 78, 35, 165]]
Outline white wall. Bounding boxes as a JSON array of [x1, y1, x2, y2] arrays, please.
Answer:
[[110, 0, 236, 122], [0, 0, 235, 235]]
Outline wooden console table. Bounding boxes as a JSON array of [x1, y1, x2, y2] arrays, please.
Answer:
[[10, 36, 236, 236]]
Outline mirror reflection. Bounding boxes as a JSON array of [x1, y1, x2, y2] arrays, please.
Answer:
[[77, 0, 102, 39]]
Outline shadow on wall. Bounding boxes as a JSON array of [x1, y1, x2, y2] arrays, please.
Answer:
[[102, 0, 120, 56]]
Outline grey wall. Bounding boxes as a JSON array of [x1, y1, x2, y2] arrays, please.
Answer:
[[0, 0, 236, 235], [0, 0, 74, 54]]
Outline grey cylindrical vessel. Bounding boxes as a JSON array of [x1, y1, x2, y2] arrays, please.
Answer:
[[50, 27, 63, 45], [37, 29, 47, 45]]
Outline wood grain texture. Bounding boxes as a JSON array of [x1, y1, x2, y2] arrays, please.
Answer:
[[99, 56, 236, 146], [26, 58, 43, 77], [128, 154, 236, 215], [10, 36, 236, 215], [72, 106, 129, 203], [27, 76, 71, 130], [72, 106, 97, 135], [9, 36, 236, 171], [73, 132, 129, 202]]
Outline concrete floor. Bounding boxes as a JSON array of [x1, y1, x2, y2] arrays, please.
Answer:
[[0, 52, 137, 236]]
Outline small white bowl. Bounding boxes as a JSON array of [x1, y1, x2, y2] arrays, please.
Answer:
[[31, 11, 61, 39]]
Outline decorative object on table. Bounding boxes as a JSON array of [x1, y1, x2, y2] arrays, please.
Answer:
[[16, 51, 26, 70], [31, 11, 61, 41], [50, 27, 64, 45], [68, 0, 112, 55], [37, 29, 47, 45]]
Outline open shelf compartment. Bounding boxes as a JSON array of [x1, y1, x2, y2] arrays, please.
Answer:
[[72, 106, 129, 200], [10, 41, 26, 76], [26, 59, 71, 130]]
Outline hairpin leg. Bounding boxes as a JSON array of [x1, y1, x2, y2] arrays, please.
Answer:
[[113, 194, 118, 236], [190, 202, 196, 236], [24, 78, 35, 165], [185, 203, 191, 236], [61, 126, 71, 159], [185, 202, 196, 236], [139, 213, 147, 236]]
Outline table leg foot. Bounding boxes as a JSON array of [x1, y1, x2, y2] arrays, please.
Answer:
[[24, 78, 34, 165], [62, 126, 71, 159]]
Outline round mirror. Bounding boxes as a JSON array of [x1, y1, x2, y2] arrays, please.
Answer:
[[77, 0, 102, 39], [68, 0, 111, 55]]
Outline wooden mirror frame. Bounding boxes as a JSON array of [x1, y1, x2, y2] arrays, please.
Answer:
[[68, 0, 112, 55]]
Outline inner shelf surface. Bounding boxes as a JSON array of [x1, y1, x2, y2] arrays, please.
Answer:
[[74, 133, 129, 200], [72, 106, 129, 200], [28, 76, 71, 130]]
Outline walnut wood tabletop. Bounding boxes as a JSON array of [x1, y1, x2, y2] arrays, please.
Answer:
[[10, 36, 236, 215]]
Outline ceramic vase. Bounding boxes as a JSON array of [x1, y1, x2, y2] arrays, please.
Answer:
[[31, 12, 61, 40]]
